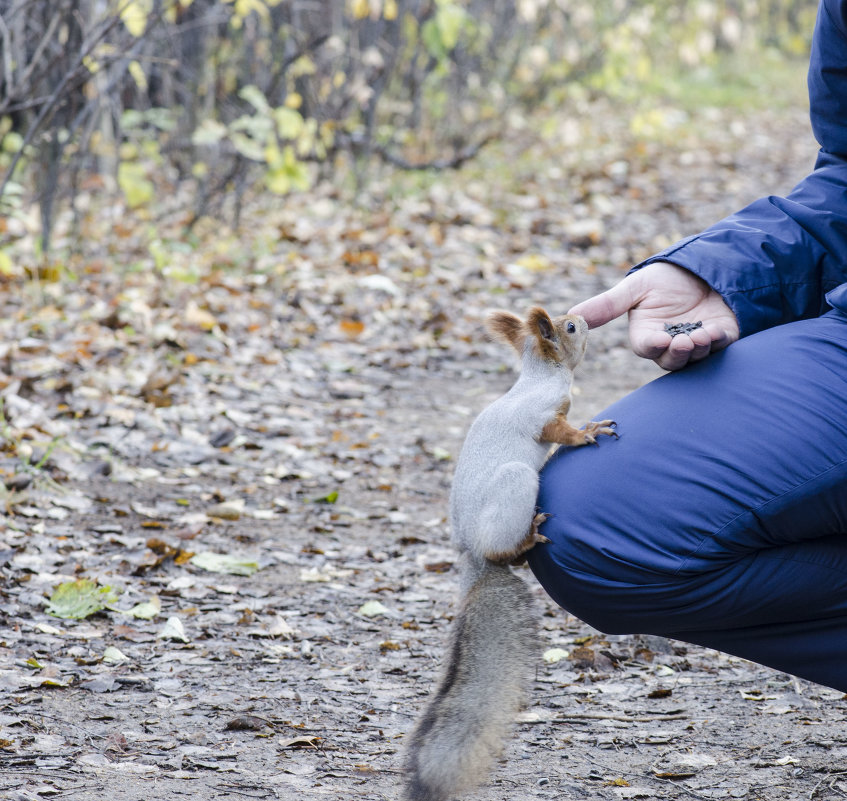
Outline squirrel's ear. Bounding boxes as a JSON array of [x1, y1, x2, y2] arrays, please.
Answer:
[[485, 310, 526, 353], [527, 307, 556, 342]]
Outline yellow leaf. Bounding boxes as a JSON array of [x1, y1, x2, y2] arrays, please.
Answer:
[[514, 253, 553, 272], [234, 0, 269, 24], [384, 0, 398, 19], [350, 0, 370, 19], [128, 60, 147, 91], [264, 146, 311, 195], [120, 0, 152, 37], [117, 162, 154, 208], [0, 250, 14, 276], [82, 55, 100, 74], [185, 301, 218, 331]]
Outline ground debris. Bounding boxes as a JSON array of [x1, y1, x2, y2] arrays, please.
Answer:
[[0, 98, 838, 801]]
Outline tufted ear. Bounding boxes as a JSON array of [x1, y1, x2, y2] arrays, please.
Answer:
[[526, 307, 562, 362], [527, 307, 555, 342], [485, 310, 526, 354]]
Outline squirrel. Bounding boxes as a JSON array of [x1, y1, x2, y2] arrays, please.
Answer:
[[405, 306, 617, 801]]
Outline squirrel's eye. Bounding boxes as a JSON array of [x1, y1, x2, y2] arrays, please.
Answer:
[[567, 322, 576, 333]]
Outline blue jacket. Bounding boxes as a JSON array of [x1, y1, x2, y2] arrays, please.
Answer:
[[637, 0, 847, 334]]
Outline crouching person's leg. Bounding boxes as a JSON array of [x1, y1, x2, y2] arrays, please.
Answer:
[[527, 310, 847, 692]]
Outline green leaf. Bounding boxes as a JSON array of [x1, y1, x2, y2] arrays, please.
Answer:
[[422, 1, 467, 58], [192, 119, 228, 147], [121, 596, 161, 620], [46, 579, 118, 619], [312, 490, 338, 504], [238, 84, 270, 114], [265, 145, 311, 195], [273, 107, 304, 140], [1, 131, 23, 154], [191, 551, 259, 576], [435, 2, 466, 51], [421, 19, 446, 60], [229, 130, 268, 162]]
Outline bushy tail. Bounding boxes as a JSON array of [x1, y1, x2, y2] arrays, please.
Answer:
[[405, 560, 537, 801]]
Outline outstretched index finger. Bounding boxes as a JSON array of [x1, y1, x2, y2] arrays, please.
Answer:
[[568, 274, 640, 329]]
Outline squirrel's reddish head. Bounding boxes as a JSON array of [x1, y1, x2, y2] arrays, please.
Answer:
[[485, 307, 588, 370]]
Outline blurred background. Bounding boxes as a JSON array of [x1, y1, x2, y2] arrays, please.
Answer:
[[0, 0, 817, 259]]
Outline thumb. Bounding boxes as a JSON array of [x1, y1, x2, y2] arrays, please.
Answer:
[[568, 274, 640, 329]]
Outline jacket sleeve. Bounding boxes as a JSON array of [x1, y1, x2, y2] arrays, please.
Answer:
[[634, 0, 847, 338]]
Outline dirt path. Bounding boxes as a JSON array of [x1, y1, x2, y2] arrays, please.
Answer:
[[2, 98, 846, 801]]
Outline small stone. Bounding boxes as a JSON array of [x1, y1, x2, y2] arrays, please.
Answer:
[[5, 474, 31, 491]]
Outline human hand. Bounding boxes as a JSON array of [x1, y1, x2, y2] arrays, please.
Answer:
[[569, 262, 740, 371]]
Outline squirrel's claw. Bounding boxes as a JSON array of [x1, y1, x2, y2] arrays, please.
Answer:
[[584, 419, 619, 444]]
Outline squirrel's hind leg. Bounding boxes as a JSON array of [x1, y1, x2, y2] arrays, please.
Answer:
[[474, 462, 539, 563]]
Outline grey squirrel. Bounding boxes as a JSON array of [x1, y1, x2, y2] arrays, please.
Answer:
[[405, 307, 617, 801]]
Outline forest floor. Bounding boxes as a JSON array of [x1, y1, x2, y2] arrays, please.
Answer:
[[2, 79, 847, 801]]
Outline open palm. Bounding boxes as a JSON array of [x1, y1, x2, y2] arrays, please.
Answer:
[[569, 262, 740, 371]]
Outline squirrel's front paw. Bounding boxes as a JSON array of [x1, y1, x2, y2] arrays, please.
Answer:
[[583, 419, 618, 445]]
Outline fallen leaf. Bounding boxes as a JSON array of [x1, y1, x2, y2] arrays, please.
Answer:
[[102, 646, 130, 664], [225, 715, 271, 731], [206, 500, 245, 520], [121, 596, 162, 620], [157, 616, 190, 643], [358, 600, 390, 617], [513, 253, 553, 272], [339, 318, 365, 338], [279, 735, 320, 749], [299, 566, 354, 582], [312, 490, 339, 504], [191, 551, 259, 576], [185, 300, 218, 330], [34, 622, 63, 635], [543, 648, 570, 664], [46, 579, 118, 619]]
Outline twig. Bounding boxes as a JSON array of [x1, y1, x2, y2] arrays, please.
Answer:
[[556, 712, 689, 723], [810, 770, 847, 799], [373, 133, 498, 171], [213, 783, 279, 799], [655, 777, 721, 801]]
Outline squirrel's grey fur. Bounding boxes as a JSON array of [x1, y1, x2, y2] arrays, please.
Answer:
[[404, 308, 616, 801], [405, 557, 536, 801]]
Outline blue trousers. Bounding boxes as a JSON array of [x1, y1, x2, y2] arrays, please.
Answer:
[[528, 308, 847, 691]]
